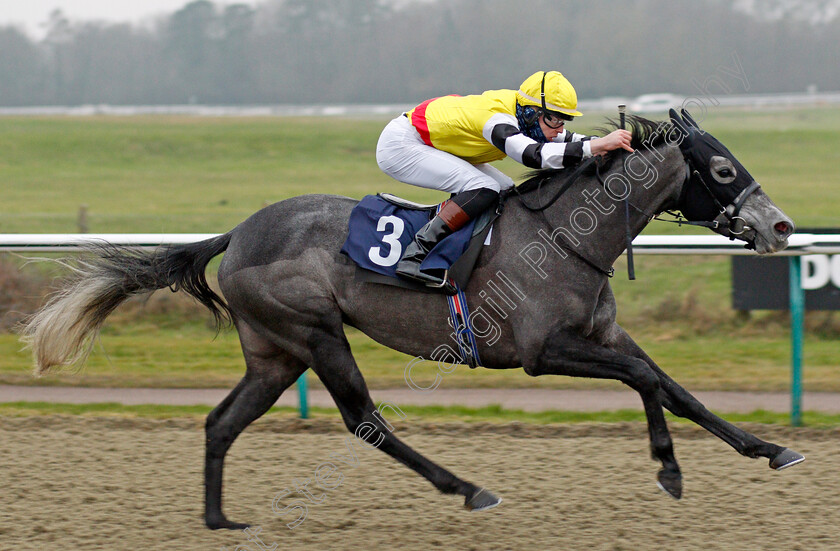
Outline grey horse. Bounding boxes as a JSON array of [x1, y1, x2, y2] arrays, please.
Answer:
[[21, 110, 803, 530]]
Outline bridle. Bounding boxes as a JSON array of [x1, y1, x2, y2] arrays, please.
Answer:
[[658, 158, 762, 242]]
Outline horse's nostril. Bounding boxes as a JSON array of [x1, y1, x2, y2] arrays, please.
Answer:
[[774, 221, 791, 236]]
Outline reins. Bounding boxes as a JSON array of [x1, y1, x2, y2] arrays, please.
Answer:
[[512, 157, 595, 212], [510, 157, 617, 278]]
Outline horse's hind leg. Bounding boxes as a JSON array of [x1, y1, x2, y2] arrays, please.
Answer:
[[307, 314, 501, 512], [205, 320, 307, 530], [205, 377, 247, 429], [612, 328, 805, 470]]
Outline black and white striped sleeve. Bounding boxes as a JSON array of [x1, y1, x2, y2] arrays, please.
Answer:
[[482, 114, 593, 170], [556, 129, 594, 144]]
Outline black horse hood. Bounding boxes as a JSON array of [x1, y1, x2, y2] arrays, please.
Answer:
[[670, 109, 758, 222]]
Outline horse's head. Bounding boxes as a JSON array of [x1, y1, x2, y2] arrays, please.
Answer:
[[669, 108, 794, 254]]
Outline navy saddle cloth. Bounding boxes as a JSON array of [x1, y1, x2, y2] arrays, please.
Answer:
[[340, 194, 495, 292]]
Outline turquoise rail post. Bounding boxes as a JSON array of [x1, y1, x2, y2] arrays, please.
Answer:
[[297, 372, 309, 419], [788, 256, 804, 427]]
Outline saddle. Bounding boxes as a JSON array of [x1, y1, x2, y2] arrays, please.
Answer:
[[340, 193, 501, 294]]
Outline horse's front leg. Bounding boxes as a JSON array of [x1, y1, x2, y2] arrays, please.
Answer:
[[526, 325, 683, 498], [609, 326, 804, 470]]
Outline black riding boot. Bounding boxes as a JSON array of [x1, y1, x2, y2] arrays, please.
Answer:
[[395, 188, 498, 288], [395, 205, 460, 286]]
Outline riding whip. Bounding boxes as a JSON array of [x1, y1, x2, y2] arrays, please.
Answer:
[[619, 104, 636, 280]]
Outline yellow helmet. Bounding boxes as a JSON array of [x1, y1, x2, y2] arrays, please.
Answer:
[[516, 71, 583, 117]]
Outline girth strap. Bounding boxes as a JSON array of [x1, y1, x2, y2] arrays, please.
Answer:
[[445, 281, 482, 368]]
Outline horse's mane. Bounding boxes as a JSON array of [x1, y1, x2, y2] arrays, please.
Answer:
[[517, 115, 672, 193]]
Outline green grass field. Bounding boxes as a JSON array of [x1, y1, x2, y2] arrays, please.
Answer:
[[0, 107, 837, 392]]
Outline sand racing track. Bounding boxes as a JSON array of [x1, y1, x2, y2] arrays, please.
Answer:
[[2, 415, 837, 550]]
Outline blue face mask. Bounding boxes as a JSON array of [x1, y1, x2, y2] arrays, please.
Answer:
[[515, 104, 549, 143]]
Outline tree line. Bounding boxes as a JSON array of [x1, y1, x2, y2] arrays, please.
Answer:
[[1, 0, 838, 107]]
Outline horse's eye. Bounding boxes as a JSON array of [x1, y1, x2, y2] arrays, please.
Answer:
[[710, 156, 737, 184]]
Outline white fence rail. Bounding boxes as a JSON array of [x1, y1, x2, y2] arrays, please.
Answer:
[[0, 234, 218, 252], [1, 233, 839, 254]]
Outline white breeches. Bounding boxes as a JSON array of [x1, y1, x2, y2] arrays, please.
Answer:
[[376, 115, 515, 194]]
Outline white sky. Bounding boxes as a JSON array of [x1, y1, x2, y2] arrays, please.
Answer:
[[0, 1, 258, 38]]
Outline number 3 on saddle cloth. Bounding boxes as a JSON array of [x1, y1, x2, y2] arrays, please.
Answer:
[[340, 193, 499, 369], [340, 193, 497, 294]]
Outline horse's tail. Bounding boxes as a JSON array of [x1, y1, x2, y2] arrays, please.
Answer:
[[19, 232, 233, 376]]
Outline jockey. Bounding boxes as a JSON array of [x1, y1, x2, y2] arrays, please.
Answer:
[[376, 70, 633, 288]]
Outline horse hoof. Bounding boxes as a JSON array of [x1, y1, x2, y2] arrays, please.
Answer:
[[206, 517, 251, 530], [465, 488, 502, 512], [770, 448, 805, 470], [656, 470, 682, 500]]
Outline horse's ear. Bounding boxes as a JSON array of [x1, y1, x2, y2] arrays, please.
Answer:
[[669, 108, 694, 151], [669, 108, 685, 130], [680, 108, 700, 129]]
